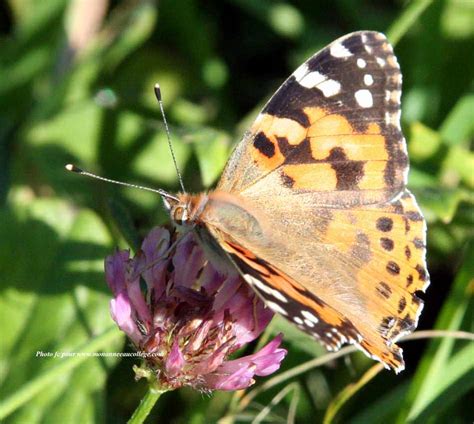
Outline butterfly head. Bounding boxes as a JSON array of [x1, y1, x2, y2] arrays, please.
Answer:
[[164, 193, 208, 228]]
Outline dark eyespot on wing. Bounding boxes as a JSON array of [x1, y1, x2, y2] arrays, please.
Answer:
[[386, 261, 400, 275], [380, 237, 394, 251], [376, 217, 393, 232], [253, 132, 275, 158]]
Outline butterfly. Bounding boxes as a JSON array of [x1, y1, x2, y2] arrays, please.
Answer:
[[163, 31, 429, 372]]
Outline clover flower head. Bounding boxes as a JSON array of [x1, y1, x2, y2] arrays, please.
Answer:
[[105, 227, 286, 391]]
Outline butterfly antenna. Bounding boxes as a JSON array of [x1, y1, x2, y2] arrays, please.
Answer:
[[65, 164, 179, 202], [154, 84, 186, 193]]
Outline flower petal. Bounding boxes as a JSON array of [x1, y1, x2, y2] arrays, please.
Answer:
[[105, 250, 130, 294], [191, 341, 233, 375], [231, 292, 274, 347], [165, 340, 185, 377], [205, 364, 257, 391], [127, 277, 152, 324], [212, 274, 241, 312], [140, 228, 170, 297], [173, 235, 205, 288], [110, 292, 141, 343], [218, 334, 286, 377], [141, 227, 170, 259], [199, 265, 227, 295], [214, 283, 274, 347]]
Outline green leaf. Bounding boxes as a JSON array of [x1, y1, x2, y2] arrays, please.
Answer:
[[172, 99, 209, 126], [191, 128, 231, 187], [411, 343, 474, 422], [24, 100, 102, 168], [107, 198, 141, 252], [229, 0, 304, 39], [417, 187, 468, 224], [408, 122, 441, 161], [407, 168, 438, 189], [441, 0, 474, 39], [440, 145, 474, 188], [7, 0, 66, 43], [439, 94, 474, 146], [0, 192, 124, 421], [202, 57, 229, 89], [268, 3, 304, 39]]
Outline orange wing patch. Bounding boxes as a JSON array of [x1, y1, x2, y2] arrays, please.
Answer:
[[283, 163, 338, 191], [248, 104, 401, 204], [250, 113, 306, 171]]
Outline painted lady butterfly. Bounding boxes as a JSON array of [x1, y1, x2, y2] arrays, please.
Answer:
[[165, 31, 429, 372]]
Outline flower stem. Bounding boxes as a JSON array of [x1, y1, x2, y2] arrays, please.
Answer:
[[127, 387, 166, 424]]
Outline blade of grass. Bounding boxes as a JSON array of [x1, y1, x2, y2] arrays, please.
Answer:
[[413, 343, 474, 422], [323, 363, 384, 424], [387, 0, 434, 46], [396, 242, 473, 423], [252, 382, 300, 424]]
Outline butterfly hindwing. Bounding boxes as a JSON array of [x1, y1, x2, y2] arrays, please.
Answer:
[[203, 188, 427, 371]]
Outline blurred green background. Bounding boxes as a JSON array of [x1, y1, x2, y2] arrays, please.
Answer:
[[0, 0, 473, 423]]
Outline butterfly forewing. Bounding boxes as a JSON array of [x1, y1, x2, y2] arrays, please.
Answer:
[[218, 31, 407, 206]]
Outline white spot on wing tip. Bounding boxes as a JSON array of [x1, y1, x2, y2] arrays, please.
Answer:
[[355, 89, 373, 108], [297, 71, 341, 97], [364, 74, 374, 86], [330, 42, 353, 58], [357, 58, 366, 68], [317, 78, 341, 97], [292, 63, 309, 81]]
